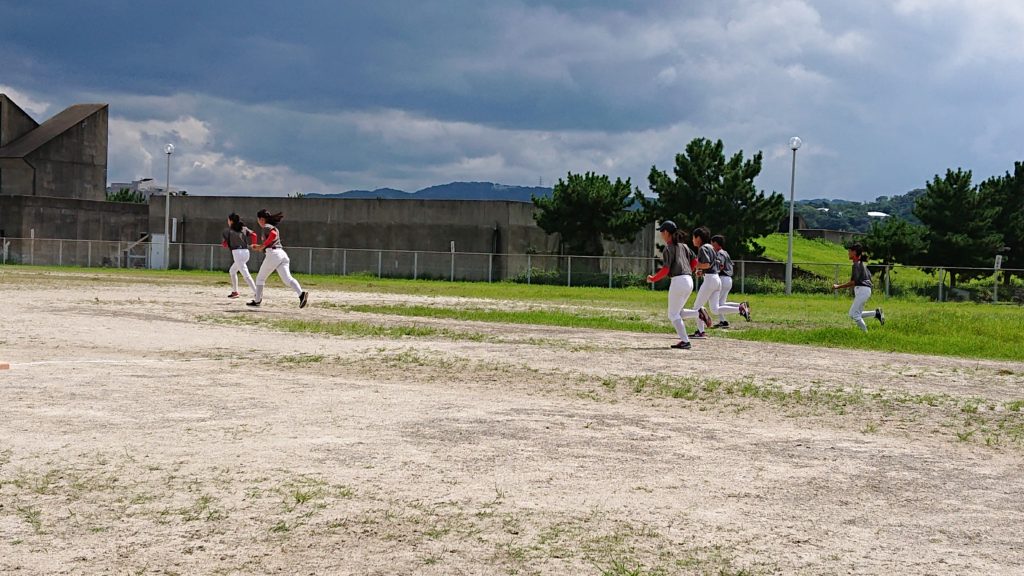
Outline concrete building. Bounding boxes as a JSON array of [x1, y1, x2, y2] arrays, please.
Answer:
[[0, 94, 109, 201]]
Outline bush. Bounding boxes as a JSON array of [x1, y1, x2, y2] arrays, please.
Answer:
[[509, 267, 648, 288]]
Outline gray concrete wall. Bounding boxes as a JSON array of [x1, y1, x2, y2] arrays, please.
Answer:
[[26, 107, 108, 201], [0, 195, 147, 240], [0, 95, 39, 147], [0, 158, 34, 196], [149, 196, 654, 280]]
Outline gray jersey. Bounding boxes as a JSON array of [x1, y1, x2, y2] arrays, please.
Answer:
[[260, 224, 283, 250], [222, 226, 254, 250], [718, 249, 734, 277], [662, 242, 694, 277], [852, 261, 872, 288], [698, 244, 719, 274]]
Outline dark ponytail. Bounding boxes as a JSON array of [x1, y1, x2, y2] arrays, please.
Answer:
[[671, 229, 688, 245], [257, 209, 284, 226], [228, 212, 245, 232], [692, 226, 711, 244], [849, 242, 868, 263]]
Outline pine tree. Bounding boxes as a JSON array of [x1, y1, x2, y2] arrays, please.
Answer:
[[979, 162, 1024, 286], [532, 172, 645, 257]]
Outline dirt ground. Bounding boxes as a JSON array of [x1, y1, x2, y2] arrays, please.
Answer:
[[1, 270, 1023, 575]]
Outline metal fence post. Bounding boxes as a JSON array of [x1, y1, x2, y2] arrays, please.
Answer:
[[740, 260, 746, 294], [117, 242, 121, 268], [527, 254, 531, 285], [608, 257, 613, 288], [938, 269, 945, 302], [413, 252, 418, 280], [209, 245, 214, 271], [178, 244, 183, 270], [488, 253, 493, 283], [87, 241, 92, 267], [567, 256, 572, 287], [834, 265, 840, 298], [58, 240, 63, 266], [450, 253, 455, 282], [342, 250, 347, 276], [309, 248, 313, 275], [885, 265, 890, 298], [994, 271, 999, 303], [377, 251, 382, 278]]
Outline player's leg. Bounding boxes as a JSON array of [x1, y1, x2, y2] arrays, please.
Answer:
[[238, 250, 257, 293], [228, 253, 241, 295], [274, 252, 309, 308], [681, 277, 715, 335], [716, 275, 732, 323], [251, 250, 281, 305], [667, 276, 693, 346], [849, 286, 871, 332]]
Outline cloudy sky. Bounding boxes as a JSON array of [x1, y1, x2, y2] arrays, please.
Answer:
[[2, 0, 1023, 199]]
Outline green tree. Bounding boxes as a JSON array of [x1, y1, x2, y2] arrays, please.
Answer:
[[979, 161, 1024, 286], [637, 138, 785, 258], [862, 217, 929, 267], [532, 172, 646, 257], [105, 187, 145, 203], [913, 168, 1002, 288]]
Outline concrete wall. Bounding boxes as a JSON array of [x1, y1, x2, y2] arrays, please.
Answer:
[[149, 196, 655, 280], [26, 107, 108, 201], [0, 95, 39, 147], [0, 195, 147, 241], [797, 228, 864, 245], [0, 158, 34, 196]]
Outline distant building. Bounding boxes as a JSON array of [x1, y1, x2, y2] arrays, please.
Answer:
[[0, 94, 108, 201], [107, 178, 185, 199]]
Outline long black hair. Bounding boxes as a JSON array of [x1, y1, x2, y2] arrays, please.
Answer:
[[228, 212, 245, 232], [257, 209, 283, 226], [849, 242, 868, 262], [692, 226, 711, 244]]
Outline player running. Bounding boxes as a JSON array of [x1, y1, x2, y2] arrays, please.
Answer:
[[710, 234, 750, 328], [647, 220, 697, 349], [222, 213, 258, 299], [247, 209, 309, 309], [681, 226, 749, 339], [832, 243, 884, 332]]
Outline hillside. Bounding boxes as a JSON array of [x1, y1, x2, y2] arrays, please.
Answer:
[[757, 233, 932, 284], [308, 182, 553, 202], [795, 189, 925, 232]]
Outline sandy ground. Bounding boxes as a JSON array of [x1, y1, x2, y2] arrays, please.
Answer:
[[1, 270, 1023, 575]]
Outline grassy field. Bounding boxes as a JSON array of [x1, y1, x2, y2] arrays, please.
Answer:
[[3, 264, 1022, 361], [756, 233, 935, 286]]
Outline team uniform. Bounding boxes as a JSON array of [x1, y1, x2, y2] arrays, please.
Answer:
[[847, 260, 883, 332], [655, 242, 696, 348], [222, 226, 258, 296], [681, 244, 745, 336], [249, 223, 309, 308], [714, 249, 745, 326]]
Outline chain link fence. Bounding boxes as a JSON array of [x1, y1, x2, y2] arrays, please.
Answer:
[[2, 237, 1022, 303]]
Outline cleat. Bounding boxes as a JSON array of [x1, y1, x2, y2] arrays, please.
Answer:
[[671, 341, 692, 350], [740, 302, 751, 322], [876, 308, 885, 326], [299, 291, 309, 309], [227, 292, 240, 299], [690, 331, 707, 339], [246, 300, 261, 307], [698, 307, 713, 328], [712, 321, 730, 329]]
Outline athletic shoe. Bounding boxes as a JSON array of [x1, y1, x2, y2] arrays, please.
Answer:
[[671, 341, 692, 350], [690, 331, 707, 339], [712, 321, 730, 329], [698, 308, 713, 328], [740, 302, 751, 322], [299, 291, 309, 309], [246, 300, 261, 307], [227, 292, 240, 299], [876, 308, 885, 326]]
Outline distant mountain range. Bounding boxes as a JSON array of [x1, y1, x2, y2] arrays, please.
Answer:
[[306, 181, 553, 202]]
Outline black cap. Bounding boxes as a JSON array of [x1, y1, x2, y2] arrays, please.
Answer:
[[657, 220, 678, 233]]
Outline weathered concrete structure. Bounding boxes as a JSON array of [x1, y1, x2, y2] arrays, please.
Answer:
[[0, 94, 109, 201]]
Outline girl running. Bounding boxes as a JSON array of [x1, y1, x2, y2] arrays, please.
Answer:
[[647, 220, 696, 349], [681, 226, 749, 339], [222, 213, 257, 299], [832, 243, 884, 332], [710, 234, 750, 328], [247, 209, 309, 309]]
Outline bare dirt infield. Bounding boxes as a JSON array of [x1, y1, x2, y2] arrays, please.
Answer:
[[1, 270, 1023, 575]]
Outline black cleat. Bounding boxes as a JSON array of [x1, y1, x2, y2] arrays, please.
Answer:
[[698, 307, 713, 329], [299, 291, 309, 309], [712, 321, 730, 329], [246, 300, 261, 307], [740, 302, 751, 322], [690, 331, 707, 340], [671, 341, 692, 350], [227, 291, 240, 299], [876, 308, 885, 326]]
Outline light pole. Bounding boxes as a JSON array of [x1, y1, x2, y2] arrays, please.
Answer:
[[785, 136, 802, 295], [163, 143, 174, 269]]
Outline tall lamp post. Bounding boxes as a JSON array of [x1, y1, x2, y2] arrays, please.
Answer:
[[785, 136, 802, 295], [163, 143, 175, 269]]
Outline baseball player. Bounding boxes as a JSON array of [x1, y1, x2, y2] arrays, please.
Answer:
[[832, 243, 884, 332], [681, 226, 749, 338], [647, 220, 697, 349], [222, 213, 258, 299], [247, 209, 309, 309], [710, 234, 750, 328]]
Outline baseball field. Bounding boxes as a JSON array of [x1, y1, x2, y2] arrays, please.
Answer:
[[1, 266, 1022, 575]]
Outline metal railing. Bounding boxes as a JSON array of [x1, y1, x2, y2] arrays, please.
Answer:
[[1, 237, 1022, 302]]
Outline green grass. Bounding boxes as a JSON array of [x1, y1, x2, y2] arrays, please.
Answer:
[[757, 233, 934, 285]]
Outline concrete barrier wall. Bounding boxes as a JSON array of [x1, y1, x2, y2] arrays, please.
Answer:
[[0, 195, 147, 241]]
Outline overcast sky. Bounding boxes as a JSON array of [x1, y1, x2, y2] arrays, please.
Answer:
[[2, 0, 1023, 200]]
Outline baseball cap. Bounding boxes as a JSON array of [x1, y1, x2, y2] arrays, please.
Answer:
[[657, 220, 678, 233]]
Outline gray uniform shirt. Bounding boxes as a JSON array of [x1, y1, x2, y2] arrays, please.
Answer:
[[261, 224, 283, 250], [698, 244, 720, 274], [718, 249, 734, 277], [662, 243, 694, 277], [222, 226, 254, 250], [852, 260, 873, 288]]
